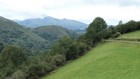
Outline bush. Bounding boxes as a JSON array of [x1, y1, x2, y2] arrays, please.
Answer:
[[26, 64, 47, 79], [52, 54, 66, 67], [112, 32, 121, 38], [77, 42, 87, 56]]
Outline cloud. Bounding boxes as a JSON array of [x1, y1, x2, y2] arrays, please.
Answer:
[[82, 0, 140, 7], [116, 0, 140, 6], [0, 0, 85, 19], [0, 0, 140, 25]]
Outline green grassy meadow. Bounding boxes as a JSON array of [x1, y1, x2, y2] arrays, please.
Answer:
[[42, 42, 140, 79], [119, 30, 140, 39]]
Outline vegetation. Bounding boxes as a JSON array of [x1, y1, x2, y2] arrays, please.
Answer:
[[115, 20, 140, 34], [0, 46, 26, 78], [0, 16, 48, 55], [85, 17, 107, 46], [112, 32, 121, 38], [32, 25, 78, 44], [42, 42, 140, 79], [0, 16, 106, 79], [1, 16, 140, 79]]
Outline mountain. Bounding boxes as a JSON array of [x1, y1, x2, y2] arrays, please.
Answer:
[[15, 16, 88, 30], [0, 16, 48, 55], [32, 25, 79, 43]]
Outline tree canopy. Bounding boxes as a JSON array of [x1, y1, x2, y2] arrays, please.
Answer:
[[85, 17, 107, 46]]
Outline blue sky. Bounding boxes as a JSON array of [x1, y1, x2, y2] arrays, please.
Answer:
[[0, 0, 140, 25]]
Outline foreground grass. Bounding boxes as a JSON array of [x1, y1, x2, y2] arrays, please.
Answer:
[[42, 42, 140, 79], [119, 30, 140, 39]]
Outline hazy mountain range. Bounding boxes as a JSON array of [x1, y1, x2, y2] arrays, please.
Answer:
[[15, 16, 88, 30]]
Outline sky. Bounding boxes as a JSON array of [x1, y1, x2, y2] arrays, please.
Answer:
[[0, 0, 140, 25]]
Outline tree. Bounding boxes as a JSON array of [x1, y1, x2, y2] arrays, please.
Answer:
[[50, 36, 73, 55], [115, 20, 138, 34], [118, 20, 123, 25], [66, 41, 79, 60], [104, 26, 116, 39], [0, 46, 27, 77], [1, 45, 26, 66], [86, 17, 107, 45], [125, 20, 137, 32], [88, 17, 107, 32]]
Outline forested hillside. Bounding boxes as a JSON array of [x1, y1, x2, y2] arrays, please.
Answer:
[[0, 16, 48, 55], [32, 25, 78, 43]]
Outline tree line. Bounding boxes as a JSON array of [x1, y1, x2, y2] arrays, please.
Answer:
[[0, 17, 140, 79]]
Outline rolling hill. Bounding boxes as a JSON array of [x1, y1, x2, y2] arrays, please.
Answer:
[[32, 25, 78, 43], [42, 30, 140, 79], [0, 16, 48, 55], [15, 16, 88, 30]]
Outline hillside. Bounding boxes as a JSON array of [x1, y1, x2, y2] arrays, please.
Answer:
[[32, 25, 78, 43], [15, 16, 88, 30], [42, 28, 140, 79], [114, 30, 140, 42], [119, 30, 140, 39], [42, 42, 140, 79], [0, 16, 48, 55]]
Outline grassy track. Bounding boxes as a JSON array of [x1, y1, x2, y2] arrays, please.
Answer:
[[42, 42, 140, 79]]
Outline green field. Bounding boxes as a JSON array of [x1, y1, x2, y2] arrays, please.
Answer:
[[119, 30, 140, 39], [42, 42, 140, 79]]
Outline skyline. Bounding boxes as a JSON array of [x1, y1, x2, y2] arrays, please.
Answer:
[[0, 0, 140, 25]]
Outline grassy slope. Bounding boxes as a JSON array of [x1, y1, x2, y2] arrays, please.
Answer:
[[42, 42, 140, 79], [119, 30, 140, 39]]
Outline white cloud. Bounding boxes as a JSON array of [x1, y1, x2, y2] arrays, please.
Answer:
[[0, 0, 140, 25]]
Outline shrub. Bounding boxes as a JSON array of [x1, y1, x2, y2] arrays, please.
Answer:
[[112, 32, 121, 38], [26, 64, 47, 79], [52, 54, 66, 67]]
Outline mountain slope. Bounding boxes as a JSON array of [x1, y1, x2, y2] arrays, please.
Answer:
[[32, 25, 78, 43], [0, 16, 48, 55], [42, 30, 140, 79], [42, 42, 140, 79], [15, 16, 88, 30]]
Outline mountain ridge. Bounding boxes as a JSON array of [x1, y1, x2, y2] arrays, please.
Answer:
[[15, 16, 88, 30]]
